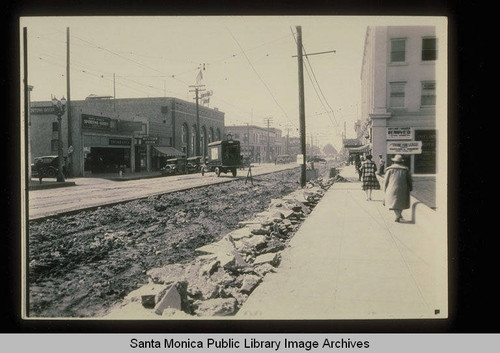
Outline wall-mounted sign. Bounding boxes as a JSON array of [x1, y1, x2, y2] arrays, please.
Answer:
[[30, 106, 58, 115], [117, 121, 143, 133], [109, 138, 131, 146], [142, 136, 158, 145], [387, 127, 412, 140], [387, 141, 422, 154], [297, 154, 304, 164], [82, 114, 112, 132]]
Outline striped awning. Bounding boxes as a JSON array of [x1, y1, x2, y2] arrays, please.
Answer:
[[153, 146, 186, 157]]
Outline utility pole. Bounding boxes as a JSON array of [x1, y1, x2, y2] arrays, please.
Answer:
[[66, 27, 73, 177], [189, 84, 205, 156], [246, 122, 250, 161], [264, 117, 273, 163], [296, 26, 306, 187], [113, 73, 116, 112], [286, 128, 290, 155]]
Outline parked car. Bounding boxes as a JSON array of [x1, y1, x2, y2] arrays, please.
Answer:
[[308, 155, 327, 163], [160, 158, 187, 175], [186, 156, 204, 174], [31, 155, 67, 178]]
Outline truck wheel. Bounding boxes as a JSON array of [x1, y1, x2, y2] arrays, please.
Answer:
[[215, 167, 221, 177], [231, 168, 237, 177]]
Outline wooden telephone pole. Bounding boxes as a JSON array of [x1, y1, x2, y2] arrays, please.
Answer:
[[296, 26, 307, 187], [189, 84, 205, 156]]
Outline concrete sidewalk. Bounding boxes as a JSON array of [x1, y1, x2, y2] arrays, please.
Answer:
[[237, 165, 447, 320]]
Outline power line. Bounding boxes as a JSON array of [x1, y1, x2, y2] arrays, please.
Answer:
[[226, 27, 297, 130], [290, 27, 339, 127]]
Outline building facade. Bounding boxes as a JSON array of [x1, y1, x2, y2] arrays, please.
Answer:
[[360, 25, 439, 174], [30, 96, 225, 176], [225, 125, 283, 163]]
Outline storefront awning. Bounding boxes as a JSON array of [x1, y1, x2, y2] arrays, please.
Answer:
[[153, 146, 186, 157], [348, 144, 371, 153]]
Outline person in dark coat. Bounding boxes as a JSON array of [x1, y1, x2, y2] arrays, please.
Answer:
[[354, 154, 362, 180], [383, 154, 413, 222], [378, 154, 385, 175], [360, 154, 380, 200]]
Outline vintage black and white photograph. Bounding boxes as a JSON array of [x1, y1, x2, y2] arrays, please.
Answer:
[[20, 16, 447, 320]]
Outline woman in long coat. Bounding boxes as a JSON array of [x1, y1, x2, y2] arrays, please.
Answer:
[[360, 154, 380, 201], [383, 154, 413, 222]]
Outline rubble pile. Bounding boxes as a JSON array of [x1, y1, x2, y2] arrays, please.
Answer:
[[106, 176, 336, 318]]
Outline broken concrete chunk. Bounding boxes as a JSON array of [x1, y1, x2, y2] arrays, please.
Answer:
[[228, 228, 253, 240], [195, 298, 238, 316], [253, 263, 276, 277], [234, 234, 267, 254], [239, 274, 261, 294], [124, 283, 169, 308], [154, 283, 182, 315], [253, 252, 280, 267]]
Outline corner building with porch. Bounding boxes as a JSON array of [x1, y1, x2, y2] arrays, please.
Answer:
[[29, 96, 225, 177], [360, 25, 441, 174]]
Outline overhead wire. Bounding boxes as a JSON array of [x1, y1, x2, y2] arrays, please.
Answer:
[[226, 27, 298, 130]]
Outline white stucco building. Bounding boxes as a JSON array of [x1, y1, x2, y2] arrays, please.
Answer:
[[360, 25, 440, 174]]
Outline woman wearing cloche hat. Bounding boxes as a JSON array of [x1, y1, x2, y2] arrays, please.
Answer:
[[383, 154, 413, 222]]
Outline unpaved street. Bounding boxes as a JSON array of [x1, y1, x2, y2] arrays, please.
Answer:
[[28, 165, 323, 317]]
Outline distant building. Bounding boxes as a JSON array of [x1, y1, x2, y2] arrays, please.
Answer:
[[29, 96, 225, 176], [360, 25, 439, 174], [225, 125, 283, 163]]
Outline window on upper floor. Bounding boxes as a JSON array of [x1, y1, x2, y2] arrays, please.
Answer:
[[422, 37, 437, 61], [390, 38, 406, 63], [389, 82, 406, 108], [421, 81, 436, 107], [52, 122, 59, 132]]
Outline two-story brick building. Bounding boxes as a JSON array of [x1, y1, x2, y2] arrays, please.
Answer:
[[225, 125, 283, 163], [29, 96, 225, 176]]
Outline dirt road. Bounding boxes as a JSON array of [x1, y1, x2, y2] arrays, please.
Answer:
[[28, 166, 314, 317]]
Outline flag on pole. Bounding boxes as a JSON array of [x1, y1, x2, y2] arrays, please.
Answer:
[[195, 69, 203, 84]]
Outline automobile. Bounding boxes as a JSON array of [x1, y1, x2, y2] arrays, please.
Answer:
[[186, 156, 204, 174], [31, 155, 67, 178], [201, 137, 241, 177], [307, 156, 327, 163], [160, 158, 187, 175], [275, 154, 292, 164]]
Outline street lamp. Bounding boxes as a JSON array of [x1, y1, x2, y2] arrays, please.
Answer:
[[51, 95, 66, 182]]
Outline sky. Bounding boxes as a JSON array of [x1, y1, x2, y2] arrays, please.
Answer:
[[20, 16, 441, 151]]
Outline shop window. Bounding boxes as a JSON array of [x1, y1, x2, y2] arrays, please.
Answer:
[[389, 82, 406, 108], [421, 81, 436, 107], [390, 38, 406, 63], [422, 37, 437, 61]]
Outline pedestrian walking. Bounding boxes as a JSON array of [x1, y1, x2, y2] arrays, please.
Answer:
[[378, 154, 385, 175], [359, 154, 380, 200], [354, 154, 362, 180], [383, 154, 413, 222]]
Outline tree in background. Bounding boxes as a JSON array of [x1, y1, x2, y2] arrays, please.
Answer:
[[323, 143, 338, 156]]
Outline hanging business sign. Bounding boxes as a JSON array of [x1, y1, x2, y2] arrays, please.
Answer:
[[387, 141, 422, 154], [142, 136, 158, 145], [386, 127, 412, 140]]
